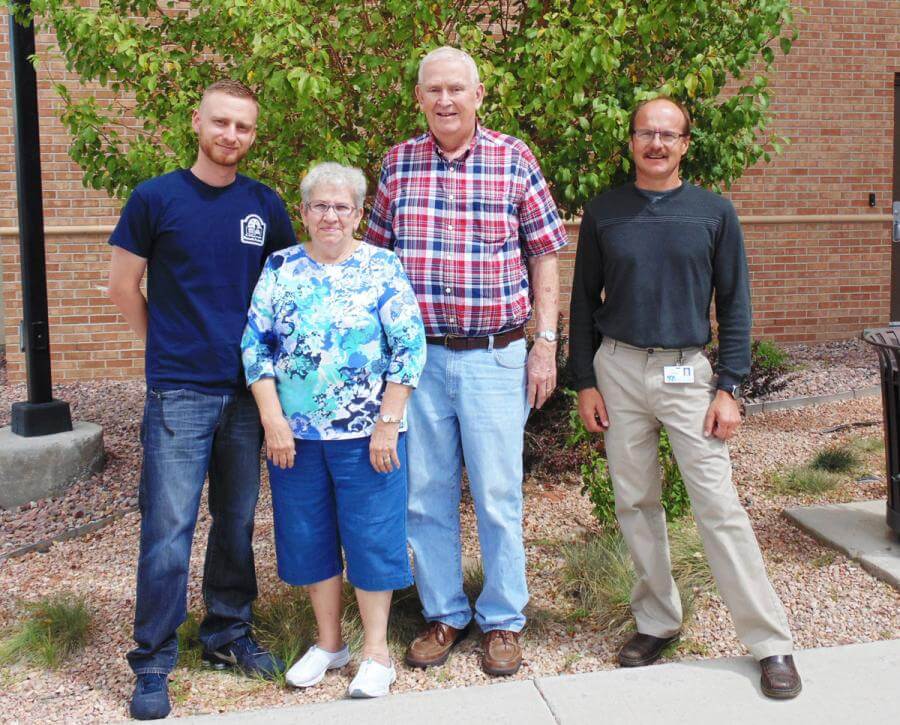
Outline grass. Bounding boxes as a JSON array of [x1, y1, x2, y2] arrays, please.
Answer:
[[176, 563, 495, 680], [772, 434, 885, 496], [772, 466, 843, 495], [812, 551, 837, 568], [850, 435, 884, 456], [560, 519, 714, 634], [0, 593, 92, 669], [810, 446, 859, 473]]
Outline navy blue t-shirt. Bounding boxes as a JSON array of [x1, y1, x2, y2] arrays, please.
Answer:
[[110, 169, 296, 393]]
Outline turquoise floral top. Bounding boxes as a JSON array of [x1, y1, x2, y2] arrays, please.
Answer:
[[242, 242, 426, 440]]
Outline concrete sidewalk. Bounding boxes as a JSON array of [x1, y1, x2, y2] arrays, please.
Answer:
[[178, 638, 900, 724]]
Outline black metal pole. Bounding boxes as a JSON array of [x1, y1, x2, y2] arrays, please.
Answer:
[[9, 0, 72, 436]]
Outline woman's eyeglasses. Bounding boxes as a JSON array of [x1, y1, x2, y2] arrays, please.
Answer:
[[306, 202, 356, 217]]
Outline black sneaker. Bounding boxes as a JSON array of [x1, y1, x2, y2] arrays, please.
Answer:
[[129, 673, 171, 720], [202, 634, 284, 679]]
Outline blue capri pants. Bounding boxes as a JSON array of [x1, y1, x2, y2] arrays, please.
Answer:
[[267, 434, 413, 592]]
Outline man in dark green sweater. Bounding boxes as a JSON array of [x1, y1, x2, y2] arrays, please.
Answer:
[[569, 97, 801, 699]]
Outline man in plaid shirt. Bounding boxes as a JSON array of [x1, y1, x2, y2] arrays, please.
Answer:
[[365, 46, 567, 676]]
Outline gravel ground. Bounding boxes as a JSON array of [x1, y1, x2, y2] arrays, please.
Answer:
[[0, 338, 884, 559], [0, 342, 898, 722], [749, 337, 881, 403]]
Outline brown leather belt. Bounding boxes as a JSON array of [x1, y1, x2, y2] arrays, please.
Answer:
[[425, 326, 525, 351]]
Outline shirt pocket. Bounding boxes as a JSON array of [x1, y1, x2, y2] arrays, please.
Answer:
[[472, 192, 516, 247]]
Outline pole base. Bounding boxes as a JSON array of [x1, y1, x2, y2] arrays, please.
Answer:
[[11, 399, 73, 437]]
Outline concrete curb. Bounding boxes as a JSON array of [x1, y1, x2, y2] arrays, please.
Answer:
[[174, 640, 900, 724], [784, 500, 900, 590], [744, 384, 881, 416]]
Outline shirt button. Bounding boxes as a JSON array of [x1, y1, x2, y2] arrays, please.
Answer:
[[444, 287, 452, 294], [448, 224, 453, 231]]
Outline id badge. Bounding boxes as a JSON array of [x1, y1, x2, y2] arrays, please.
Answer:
[[663, 365, 694, 384]]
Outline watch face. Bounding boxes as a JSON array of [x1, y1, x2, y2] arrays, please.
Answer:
[[537, 331, 557, 342]]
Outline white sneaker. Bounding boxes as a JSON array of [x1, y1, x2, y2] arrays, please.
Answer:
[[347, 658, 396, 698], [285, 644, 351, 687]]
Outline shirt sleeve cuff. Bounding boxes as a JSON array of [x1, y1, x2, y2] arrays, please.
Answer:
[[715, 372, 742, 393], [571, 375, 598, 391]]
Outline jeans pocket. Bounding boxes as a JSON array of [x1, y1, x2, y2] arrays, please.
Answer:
[[492, 342, 528, 369], [149, 388, 190, 435]]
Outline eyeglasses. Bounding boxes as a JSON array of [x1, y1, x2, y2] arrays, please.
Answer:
[[306, 202, 356, 217], [632, 129, 689, 145]]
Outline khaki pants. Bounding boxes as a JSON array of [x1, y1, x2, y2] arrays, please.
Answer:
[[594, 338, 793, 660]]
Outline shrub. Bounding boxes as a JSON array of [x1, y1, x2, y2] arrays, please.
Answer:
[[706, 338, 795, 399], [524, 318, 592, 479], [571, 407, 691, 527], [0, 594, 92, 669], [24, 0, 795, 216]]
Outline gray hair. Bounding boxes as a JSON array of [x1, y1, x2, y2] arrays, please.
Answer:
[[418, 46, 480, 85], [300, 162, 367, 208]]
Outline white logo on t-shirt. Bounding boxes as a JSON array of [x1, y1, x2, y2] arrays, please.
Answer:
[[240, 214, 267, 246]]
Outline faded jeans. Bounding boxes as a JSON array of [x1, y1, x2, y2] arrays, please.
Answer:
[[127, 388, 262, 675], [407, 338, 531, 633]]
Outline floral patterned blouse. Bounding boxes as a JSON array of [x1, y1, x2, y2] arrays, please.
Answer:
[[242, 242, 426, 440]]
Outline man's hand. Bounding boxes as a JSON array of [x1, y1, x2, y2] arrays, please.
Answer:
[[527, 340, 557, 409], [577, 387, 609, 433], [703, 390, 742, 441], [262, 414, 296, 469]]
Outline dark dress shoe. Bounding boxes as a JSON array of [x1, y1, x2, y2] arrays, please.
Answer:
[[618, 631, 680, 667], [760, 654, 802, 699]]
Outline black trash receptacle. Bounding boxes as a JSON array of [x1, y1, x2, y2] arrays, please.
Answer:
[[863, 328, 900, 536]]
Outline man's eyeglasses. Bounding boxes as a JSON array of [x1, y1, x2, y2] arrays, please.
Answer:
[[632, 129, 689, 145], [306, 202, 356, 217]]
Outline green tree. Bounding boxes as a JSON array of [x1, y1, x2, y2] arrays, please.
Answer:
[[25, 0, 795, 215]]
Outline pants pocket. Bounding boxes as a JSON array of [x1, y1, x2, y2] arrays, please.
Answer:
[[492, 341, 527, 369]]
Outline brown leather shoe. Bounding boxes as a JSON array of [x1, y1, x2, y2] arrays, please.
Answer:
[[481, 630, 522, 676], [405, 622, 469, 668], [617, 631, 680, 667], [760, 655, 802, 699]]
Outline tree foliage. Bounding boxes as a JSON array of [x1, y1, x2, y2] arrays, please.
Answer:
[[25, 0, 795, 215]]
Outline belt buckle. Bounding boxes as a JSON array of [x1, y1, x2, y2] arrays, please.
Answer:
[[444, 333, 460, 348]]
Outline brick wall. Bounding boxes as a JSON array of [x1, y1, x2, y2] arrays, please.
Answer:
[[729, 0, 898, 342], [1, 0, 897, 383]]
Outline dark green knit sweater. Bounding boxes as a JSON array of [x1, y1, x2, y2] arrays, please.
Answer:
[[568, 181, 751, 393]]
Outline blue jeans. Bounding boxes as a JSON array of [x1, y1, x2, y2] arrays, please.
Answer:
[[127, 388, 263, 675], [407, 338, 531, 632]]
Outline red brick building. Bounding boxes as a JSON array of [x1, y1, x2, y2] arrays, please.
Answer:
[[1, 0, 898, 383]]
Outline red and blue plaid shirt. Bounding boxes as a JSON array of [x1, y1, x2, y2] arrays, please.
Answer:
[[364, 126, 568, 337]]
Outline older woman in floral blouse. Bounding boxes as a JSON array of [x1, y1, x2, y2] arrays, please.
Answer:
[[241, 162, 425, 699]]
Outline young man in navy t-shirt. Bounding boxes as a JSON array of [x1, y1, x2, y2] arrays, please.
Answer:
[[108, 80, 296, 720]]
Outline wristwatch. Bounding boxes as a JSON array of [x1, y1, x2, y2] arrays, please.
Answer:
[[726, 384, 741, 400], [535, 330, 558, 343], [379, 414, 402, 424]]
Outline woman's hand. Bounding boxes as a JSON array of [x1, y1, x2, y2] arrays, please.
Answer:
[[263, 414, 296, 469], [370, 420, 401, 473]]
